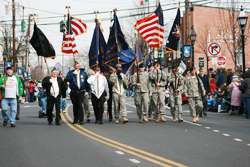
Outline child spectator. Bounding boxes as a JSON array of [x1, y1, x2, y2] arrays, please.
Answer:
[[220, 87, 232, 112], [210, 78, 217, 94], [165, 86, 169, 107]]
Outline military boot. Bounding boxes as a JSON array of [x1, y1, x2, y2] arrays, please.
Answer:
[[235, 110, 239, 116], [87, 117, 91, 122], [143, 115, 148, 122], [229, 110, 233, 115], [138, 117, 143, 123], [155, 115, 159, 123], [196, 115, 199, 122], [172, 115, 176, 123], [122, 116, 128, 123], [148, 114, 152, 120], [193, 117, 197, 123], [160, 115, 166, 122], [115, 118, 119, 124], [178, 113, 183, 122]]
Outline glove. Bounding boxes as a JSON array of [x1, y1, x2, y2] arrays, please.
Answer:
[[118, 74, 122, 80], [95, 72, 100, 76], [106, 95, 109, 101], [73, 70, 77, 74], [62, 98, 66, 101], [117, 70, 121, 75], [49, 79, 53, 83], [84, 92, 88, 96]]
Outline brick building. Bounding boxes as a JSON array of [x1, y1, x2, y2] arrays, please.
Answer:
[[181, 5, 250, 72]]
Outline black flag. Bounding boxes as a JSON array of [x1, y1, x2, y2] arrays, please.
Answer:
[[30, 23, 56, 59]]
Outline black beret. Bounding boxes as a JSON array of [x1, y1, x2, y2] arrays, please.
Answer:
[[208, 68, 213, 71], [6, 67, 12, 70], [153, 62, 159, 66], [172, 65, 178, 69], [190, 66, 195, 71], [138, 63, 144, 68], [148, 63, 153, 68]]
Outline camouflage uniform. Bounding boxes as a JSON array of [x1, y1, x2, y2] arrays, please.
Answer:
[[110, 73, 128, 118], [83, 89, 90, 118], [149, 70, 168, 115], [132, 71, 151, 118], [185, 76, 205, 117], [168, 74, 184, 115]]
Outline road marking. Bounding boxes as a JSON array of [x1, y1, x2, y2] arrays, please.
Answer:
[[115, 151, 124, 155], [223, 134, 230, 137], [63, 107, 187, 167], [213, 130, 220, 132], [126, 103, 136, 108], [205, 127, 211, 129], [127, 111, 133, 113], [247, 144, 250, 146], [165, 116, 202, 126], [24, 106, 30, 107], [129, 159, 140, 163], [234, 138, 243, 142]]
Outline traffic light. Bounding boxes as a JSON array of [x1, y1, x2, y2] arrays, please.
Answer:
[[168, 56, 172, 62], [21, 20, 25, 32], [60, 21, 66, 33]]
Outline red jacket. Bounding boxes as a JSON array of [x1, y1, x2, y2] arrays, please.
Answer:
[[210, 78, 216, 93], [29, 83, 36, 93]]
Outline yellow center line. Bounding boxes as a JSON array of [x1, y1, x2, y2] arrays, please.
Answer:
[[63, 105, 187, 167]]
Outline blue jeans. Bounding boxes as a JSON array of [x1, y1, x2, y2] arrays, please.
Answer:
[[242, 94, 247, 116], [28, 93, 30, 102], [61, 97, 67, 111], [1, 98, 17, 124], [245, 97, 250, 119], [165, 97, 169, 105], [125, 89, 130, 97], [230, 106, 239, 111], [41, 97, 47, 111], [131, 86, 135, 97]]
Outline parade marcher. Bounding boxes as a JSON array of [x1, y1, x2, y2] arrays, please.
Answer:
[[168, 65, 184, 122], [132, 63, 151, 123], [42, 68, 66, 125], [66, 61, 90, 125], [185, 67, 206, 123], [87, 67, 109, 124], [149, 62, 168, 123], [110, 64, 129, 124], [198, 68, 209, 116], [147, 63, 155, 120], [105, 68, 114, 121], [59, 71, 67, 113], [0, 67, 23, 127]]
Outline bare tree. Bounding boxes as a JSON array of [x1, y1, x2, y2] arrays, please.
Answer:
[[217, 0, 250, 69]]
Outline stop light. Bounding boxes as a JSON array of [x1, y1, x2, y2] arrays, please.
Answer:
[[168, 56, 172, 62], [60, 21, 66, 32], [21, 20, 25, 32]]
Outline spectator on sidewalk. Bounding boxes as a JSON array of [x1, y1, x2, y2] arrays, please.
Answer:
[[229, 75, 242, 116], [242, 71, 250, 119], [198, 68, 209, 116], [215, 68, 225, 88]]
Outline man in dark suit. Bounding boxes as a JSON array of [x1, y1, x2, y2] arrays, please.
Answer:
[[105, 68, 114, 121], [198, 68, 209, 116], [42, 67, 66, 125], [66, 61, 90, 125]]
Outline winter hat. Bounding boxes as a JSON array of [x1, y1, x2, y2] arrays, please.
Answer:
[[232, 75, 239, 81]]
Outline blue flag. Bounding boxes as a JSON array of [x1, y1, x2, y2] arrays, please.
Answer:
[[88, 20, 107, 75], [135, 36, 144, 66], [105, 12, 136, 74], [145, 53, 153, 69]]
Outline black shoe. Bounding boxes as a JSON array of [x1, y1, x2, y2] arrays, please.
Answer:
[[79, 121, 84, 125], [99, 121, 103, 124], [204, 113, 207, 116], [3, 120, 8, 126], [11, 123, 15, 127], [56, 122, 61, 125], [48, 122, 52, 125], [72, 121, 77, 124], [109, 118, 113, 122], [199, 114, 202, 117], [16, 117, 20, 120], [95, 120, 98, 124]]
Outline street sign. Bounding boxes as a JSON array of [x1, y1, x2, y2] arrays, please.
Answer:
[[207, 42, 222, 57], [183, 45, 191, 58], [217, 56, 226, 66], [6, 61, 12, 67], [23, 72, 28, 78], [199, 57, 204, 68], [18, 68, 23, 75]]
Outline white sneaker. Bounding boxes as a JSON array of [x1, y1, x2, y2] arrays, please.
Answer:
[[165, 105, 170, 109], [63, 110, 66, 113]]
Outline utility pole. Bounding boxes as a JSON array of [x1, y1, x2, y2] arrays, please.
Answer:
[[26, 15, 31, 73], [12, 0, 16, 72]]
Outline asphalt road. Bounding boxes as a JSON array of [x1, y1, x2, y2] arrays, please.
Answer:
[[1, 97, 250, 167]]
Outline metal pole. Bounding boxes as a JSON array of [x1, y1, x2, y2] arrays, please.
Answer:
[[192, 40, 194, 67], [12, 0, 16, 72], [242, 28, 245, 73], [4, 58, 6, 75]]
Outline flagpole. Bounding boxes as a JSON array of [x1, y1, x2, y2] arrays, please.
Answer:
[[94, 11, 100, 97], [134, 32, 140, 83], [155, 2, 161, 90]]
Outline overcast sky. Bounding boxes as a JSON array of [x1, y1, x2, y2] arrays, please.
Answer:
[[0, 0, 249, 68]]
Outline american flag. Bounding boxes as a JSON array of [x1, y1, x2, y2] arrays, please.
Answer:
[[61, 13, 87, 55], [134, 3, 164, 48]]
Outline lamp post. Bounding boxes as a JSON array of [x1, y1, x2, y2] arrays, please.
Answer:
[[190, 26, 197, 67], [237, 5, 248, 73], [2, 49, 7, 75]]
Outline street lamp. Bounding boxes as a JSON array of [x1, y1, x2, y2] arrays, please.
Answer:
[[190, 26, 197, 67], [237, 5, 248, 73], [2, 49, 7, 75]]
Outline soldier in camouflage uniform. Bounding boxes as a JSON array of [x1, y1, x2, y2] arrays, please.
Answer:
[[168, 65, 184, 122], [147, 63, 155, 120], [110, 64, 129, 124], [185, 67, 206, 123], [132, 63, 151, 123], [149, 62, 168, 123]]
